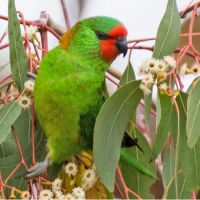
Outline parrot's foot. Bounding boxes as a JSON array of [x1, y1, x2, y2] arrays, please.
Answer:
[[26, 159, 49, 178]]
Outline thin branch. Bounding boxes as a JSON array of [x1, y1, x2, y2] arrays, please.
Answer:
[[60, 0, 71, 30]]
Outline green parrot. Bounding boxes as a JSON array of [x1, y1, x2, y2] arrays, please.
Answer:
[[26, 16, 142, 178]]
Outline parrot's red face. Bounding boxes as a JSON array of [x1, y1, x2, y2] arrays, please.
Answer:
[[96, 25, 128, 61]]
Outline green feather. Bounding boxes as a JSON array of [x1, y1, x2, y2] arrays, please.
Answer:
[[34, 16, 121, 163]]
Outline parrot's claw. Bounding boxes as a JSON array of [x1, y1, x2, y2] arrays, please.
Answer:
[[26, 159, 49, 179]]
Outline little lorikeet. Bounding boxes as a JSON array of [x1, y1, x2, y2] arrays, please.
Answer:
[[27, 16, 142, 179]]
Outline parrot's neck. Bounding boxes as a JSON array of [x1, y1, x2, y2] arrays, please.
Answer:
[[60, 29, 113, 71]]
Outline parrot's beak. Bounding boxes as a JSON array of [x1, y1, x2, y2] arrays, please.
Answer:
[[115, 38, 128, 57]]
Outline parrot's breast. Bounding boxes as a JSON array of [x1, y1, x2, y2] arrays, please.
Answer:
[[34, 47, 106, 163]]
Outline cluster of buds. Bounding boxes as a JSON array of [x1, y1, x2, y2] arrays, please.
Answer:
[[138, 56, 176, 95], [38, 178, 86, 200], [36, 156, 101, 200]]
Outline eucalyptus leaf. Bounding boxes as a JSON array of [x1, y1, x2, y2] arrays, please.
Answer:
[[119, 61, 135, 85], [0, 101, 21, 144], [120, 128, 156, 199], [94, 80, 143, 192], [162, 146, 190, 199], [0, 110, 46, 192], [172, 92, 200, 190], [153, 0, 181, 58], [162, 148, 191, 199], [8, 0, 29, 90], [187, 78, 200, 148], [120, 60, 136, 123], [144, 93, 152, 125], [151, 93, 173, 161], [162, 147, 175, 188], [120, 149, 156, 179]]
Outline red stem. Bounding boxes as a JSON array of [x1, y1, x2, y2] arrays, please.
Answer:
[[0, 32, 6, 44], [116, 167, 142, 200], [40, 30, 48, 58], [0, 43, 9, 49], [0, 15, 60, 39], [5, 163, 21, 183], [11, 126, 28, 170], [0, 171, 6, 199], [115, 181, 124, 199], [31, 104, 36, 165]]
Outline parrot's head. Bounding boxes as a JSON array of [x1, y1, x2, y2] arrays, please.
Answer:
[[60, 16, 128, 64]]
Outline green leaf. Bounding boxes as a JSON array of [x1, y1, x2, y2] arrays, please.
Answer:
[[151, 93, 173, 161], [120, 149, 156, 178], [144, 93, 152, 124], [0, 101, 21, 144], [120, 128, 156, 198], [187, 77, 200, 94], [162, 147, 175, 188], [94, 80, 143, 192], [119, 61, 135, 85], [8, 0, 29, 91], [172, 92, 200, 190], [0, 110, 46, 191], [187, 78, 200, 148], [153, 0, 181, 58], [162, 147, 190, 199]]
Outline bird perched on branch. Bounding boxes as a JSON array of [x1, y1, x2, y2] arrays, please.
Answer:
[[26, 16, 142, 178]]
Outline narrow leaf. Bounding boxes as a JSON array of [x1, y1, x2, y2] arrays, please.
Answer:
[[0, 101, 21, 144], [187, 78, 200, 148], [0, 110, 46, 190], [94, 80, 143, 192], [172, 92, 200, 190], [153, 0, 181, 58], [8, 0, 29, 90], [120, 149, 156, 178], [119, 61, 135, 85], [144, 93, 152, 124], [120, 128, 156, 198], [151, 93, 173, 161]]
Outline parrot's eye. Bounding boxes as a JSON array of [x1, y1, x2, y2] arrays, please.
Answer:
[[95, 31, 110, 40]]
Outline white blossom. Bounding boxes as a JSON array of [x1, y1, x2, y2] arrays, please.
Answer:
[[65, 193, 75, 200], [164, 55, 176, 68], [138, 59, 149, 75], [18, 95, 31, 109], [38, 189, 53, 200], [140, 83, 151, 95], [26, 25, 38, 39], [146, 58, 158, 73], [24, 79, 34, 92], [72, 187, 85, 200], [158, 82, 168, 91], [54, 191, 65, 200], [179, 63, 187, 75], [82, 168, 97, 191], [155, 59, 167, 72], [191, 63, 200, 74], [65, 162, 78, 177], [141, 73, 154, 85], [52, 178, 62, 192]]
